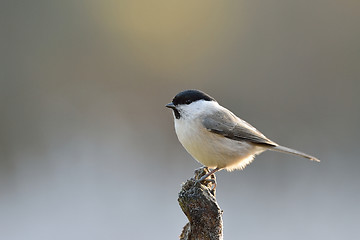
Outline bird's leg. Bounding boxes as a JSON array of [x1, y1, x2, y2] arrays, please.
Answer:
[[197, 167, 221, 182]]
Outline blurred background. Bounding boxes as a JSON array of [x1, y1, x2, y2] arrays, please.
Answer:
[[1, 0, 360, 239]]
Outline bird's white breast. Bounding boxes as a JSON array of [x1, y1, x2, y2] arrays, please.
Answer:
[[174, 116, 265, 171]]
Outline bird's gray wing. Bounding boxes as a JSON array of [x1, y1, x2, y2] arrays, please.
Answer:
[[202, 109, 277, 147]]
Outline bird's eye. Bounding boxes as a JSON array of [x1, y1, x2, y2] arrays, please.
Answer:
[[185, 99, 191, 105]]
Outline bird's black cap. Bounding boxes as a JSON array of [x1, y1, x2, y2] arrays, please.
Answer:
[[171, 89, 216, 106]]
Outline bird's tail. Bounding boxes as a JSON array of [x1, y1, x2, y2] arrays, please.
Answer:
[[270, 145, 320, 162]]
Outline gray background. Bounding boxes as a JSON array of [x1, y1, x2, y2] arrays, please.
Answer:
[[1, 1, 359, 239]]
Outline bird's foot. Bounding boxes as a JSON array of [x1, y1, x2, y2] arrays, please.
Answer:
[[195, 167, 220, 191]]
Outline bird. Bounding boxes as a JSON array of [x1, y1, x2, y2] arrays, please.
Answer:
[[166, 89, 320, 182]]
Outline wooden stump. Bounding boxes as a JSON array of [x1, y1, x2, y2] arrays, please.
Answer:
[[178, 167, 223, 240]]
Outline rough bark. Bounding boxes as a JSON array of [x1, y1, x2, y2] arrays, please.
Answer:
[[178, 167, 223, 240]]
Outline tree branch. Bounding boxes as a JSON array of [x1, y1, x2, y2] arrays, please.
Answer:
[[178, 167, 223, 240]]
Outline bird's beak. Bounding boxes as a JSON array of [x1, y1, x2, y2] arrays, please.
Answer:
[[166, 102, 176, 109]]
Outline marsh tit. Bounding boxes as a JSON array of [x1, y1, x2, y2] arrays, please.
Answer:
[[166, 89, 319, 182]]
